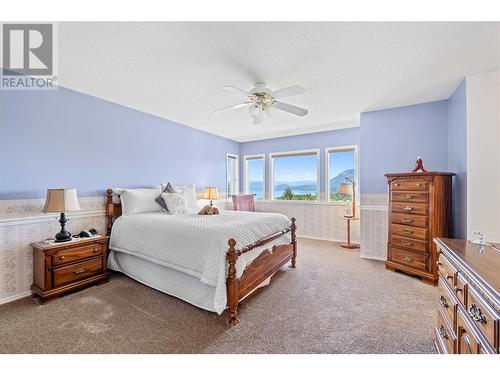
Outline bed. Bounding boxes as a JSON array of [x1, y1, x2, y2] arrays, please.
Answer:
[[105, 189, 297, 325]]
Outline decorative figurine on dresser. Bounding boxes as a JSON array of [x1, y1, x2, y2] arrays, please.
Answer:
[[385, 169, 454, 285]]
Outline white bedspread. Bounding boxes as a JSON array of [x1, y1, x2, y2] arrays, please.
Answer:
[[109, 210, 291, 313]]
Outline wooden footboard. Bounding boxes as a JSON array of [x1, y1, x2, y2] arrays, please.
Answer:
[[226, 217, 297, 325]]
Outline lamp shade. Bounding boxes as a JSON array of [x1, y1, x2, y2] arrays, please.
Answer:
[[337, 182, 353, 196], [42, 188, 81, 213], [203, 187, 219, 200]]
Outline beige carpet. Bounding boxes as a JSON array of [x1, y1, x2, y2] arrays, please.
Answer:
[[0, 238, 438, 354]]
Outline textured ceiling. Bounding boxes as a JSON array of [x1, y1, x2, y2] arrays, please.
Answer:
[[55, 22, 500, 141]]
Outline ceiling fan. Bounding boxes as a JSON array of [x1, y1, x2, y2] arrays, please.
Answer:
[[213, 82, 308, 125]]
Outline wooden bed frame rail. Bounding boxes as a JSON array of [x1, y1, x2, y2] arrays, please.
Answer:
[[105, 188, 297, 326]]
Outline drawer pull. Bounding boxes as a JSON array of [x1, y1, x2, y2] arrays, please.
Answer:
[[59, 255, 65, 260], [402, 255, 412, 262], [94, 248, 99, 253], [454, 286, 462, 293], [439, 296, 449, 308], [394, 183, 400, 187], [439, 326, 449, 339], [402, 229, 413, 235], [446, 274, 454, 281], [401, 240, 413, 246], [73, 268, 86, 275], [403, 206, 413, 211], [402, 217, 414, 223], [402, 194, 413, 199], [469, 304, 487, 324], [416, 183, 423, 187]]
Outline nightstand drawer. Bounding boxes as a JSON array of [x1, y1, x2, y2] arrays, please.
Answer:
[[53, 243, 103, 266], [53, 258, 103, 287]]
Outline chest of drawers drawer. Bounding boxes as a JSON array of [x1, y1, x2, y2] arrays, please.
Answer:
[[389, 246, 427, 271], [391, 212, 428, 228], [391, 235, 428, 253], [391, 202, 428, 215], [390, 223, 427, 240], [390, 191, 428, 203], [438, 276, 458, 329], [390, 178, 428, 191], [435, 309, 456, 354]]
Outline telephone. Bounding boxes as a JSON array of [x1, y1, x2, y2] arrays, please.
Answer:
[[75, 229, 98, 238]]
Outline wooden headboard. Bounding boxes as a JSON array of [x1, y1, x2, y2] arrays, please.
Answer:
[[106, 189, 122, 235]]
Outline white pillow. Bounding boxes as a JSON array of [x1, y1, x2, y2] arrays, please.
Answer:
[[176, 185, 198, 213], [162, 192, 189, 215], [115, 188, 163, 216]]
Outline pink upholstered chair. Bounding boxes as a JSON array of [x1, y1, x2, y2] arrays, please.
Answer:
[[232, 194, 255, 212]]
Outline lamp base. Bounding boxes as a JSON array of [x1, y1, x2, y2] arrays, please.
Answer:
[[340, 243, 360, 249], [54, 212, 72, 242], [54, 230, 72, 243]]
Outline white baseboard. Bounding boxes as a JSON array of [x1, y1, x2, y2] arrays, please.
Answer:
[[360, 254, 387, 261], [0, 291, 32, 305], [297, 234, 360, 245]]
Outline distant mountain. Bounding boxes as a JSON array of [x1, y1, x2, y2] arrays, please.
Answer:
[[329, 169, 354, 194], [274, 181, 317, 192]]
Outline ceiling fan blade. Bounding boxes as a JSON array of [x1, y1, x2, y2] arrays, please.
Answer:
[[221, 86, 250, 96], [212, 102, 250, 114], [272, 85, 305, 99], [274, 101, 308, 116]]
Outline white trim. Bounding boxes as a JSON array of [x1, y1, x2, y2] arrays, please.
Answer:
[[0, 291, 32, 305], [360, 205, 387, 211], [226, 153, 239, 197], [243, 153, 265, 199], [325, 145, 359, 203], [360, 254, 387, 261], [255, 199, 360, 207], [0, 210, 105, 227], [269, 148, 320, 201], [298, 234, 359, 244]]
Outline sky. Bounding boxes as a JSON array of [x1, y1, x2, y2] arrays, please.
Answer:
[[246, 151, 355, 183]]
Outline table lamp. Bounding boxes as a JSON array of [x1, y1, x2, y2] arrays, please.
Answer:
[[337, 177, 356, 218], [203, 187, 219, 207], [42, 188, 81, 242]]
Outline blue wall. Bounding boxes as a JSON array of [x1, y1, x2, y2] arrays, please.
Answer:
[[0, 86, 239, 199], [360, 100, 449, 194], [239, 127, 360, 194], [447, 80, 467, 239]]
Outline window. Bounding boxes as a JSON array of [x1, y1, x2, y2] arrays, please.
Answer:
[[326, 146, 358, 202], [226, 154, 239, 197], [270, 149, 319, 201], [244, 154, 265, 199]]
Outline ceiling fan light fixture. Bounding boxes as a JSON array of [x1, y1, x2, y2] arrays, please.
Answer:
[[249, 103, 262, 116]]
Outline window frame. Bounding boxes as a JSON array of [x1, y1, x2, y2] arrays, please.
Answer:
[[226, 153, 239, 198], [325, 145, 359, 204], [269, 148, 321, 201], [243, 154, 266, 199]]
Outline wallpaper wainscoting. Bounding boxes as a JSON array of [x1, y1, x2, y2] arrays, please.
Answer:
[[253, 201, 361, 243], [360, 194, 388, 261]]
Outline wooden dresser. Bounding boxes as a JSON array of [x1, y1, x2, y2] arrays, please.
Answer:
[[434, 238, 499, 354], [385, 172, 454, 284], [31, 236, 110, 303]]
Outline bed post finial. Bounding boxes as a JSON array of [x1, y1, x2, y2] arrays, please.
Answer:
[[226, 238, 240, 326], [106, 189, 114, 236], [290, 217, 297, 268]]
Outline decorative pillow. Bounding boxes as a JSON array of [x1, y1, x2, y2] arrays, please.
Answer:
[[116, 188, 163, 216], [162, 192, 189, 215], [155, 182, 176, 211]]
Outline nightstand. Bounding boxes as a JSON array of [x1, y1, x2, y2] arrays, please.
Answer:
[[31, 235, 110, 303]]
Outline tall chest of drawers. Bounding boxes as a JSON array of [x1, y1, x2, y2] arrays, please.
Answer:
[[434, 238, 499, 354], [385, 172, 454, 285]]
